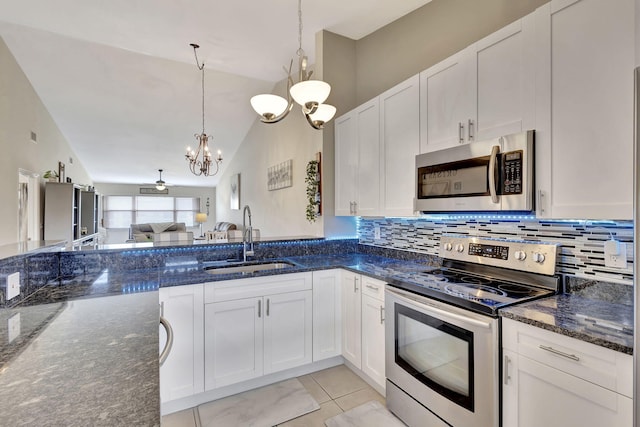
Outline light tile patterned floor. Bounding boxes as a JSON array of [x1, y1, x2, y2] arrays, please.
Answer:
[[161, 365, 388, 427]]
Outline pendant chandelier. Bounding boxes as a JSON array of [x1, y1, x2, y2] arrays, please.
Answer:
[[250, 0, 336, 130], [155, 169, 166, 191], [185, 43, 223, 176]]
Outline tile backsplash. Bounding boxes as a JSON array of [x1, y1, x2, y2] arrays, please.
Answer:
[[358, 217, 633, 285]]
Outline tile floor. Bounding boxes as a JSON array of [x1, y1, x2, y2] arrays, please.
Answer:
[[161, 365, 389, 427]]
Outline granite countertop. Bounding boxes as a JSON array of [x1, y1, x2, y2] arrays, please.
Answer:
[[499, 294, 634, 355]]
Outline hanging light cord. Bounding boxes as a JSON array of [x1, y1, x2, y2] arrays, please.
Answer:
[[297, 0, 303, 57], [191, 44, 206, 135]]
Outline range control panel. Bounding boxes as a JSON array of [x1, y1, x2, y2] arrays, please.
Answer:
[[440, 235, 558, 276]]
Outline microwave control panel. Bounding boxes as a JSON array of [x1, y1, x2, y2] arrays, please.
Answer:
[[502, 150, 523, 194]]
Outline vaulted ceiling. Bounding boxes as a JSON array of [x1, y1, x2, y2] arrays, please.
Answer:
[[0, 0, 432, 187]]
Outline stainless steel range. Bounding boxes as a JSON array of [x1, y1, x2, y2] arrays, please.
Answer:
[[385, 235, 560, 427]]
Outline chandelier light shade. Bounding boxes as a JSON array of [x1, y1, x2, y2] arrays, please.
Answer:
[[249, 0, 336, 130], [250, 94, 290, 121], [155, 169, 166, 191], [185, 43, 223, 177]]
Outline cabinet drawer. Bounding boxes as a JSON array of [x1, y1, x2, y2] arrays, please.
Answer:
[[204, 272, 312, 303], [502, 318, 632, 397], [361, 276, 386, 300]]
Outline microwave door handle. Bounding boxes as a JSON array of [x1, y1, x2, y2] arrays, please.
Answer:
[[488, 145, 500, 204]]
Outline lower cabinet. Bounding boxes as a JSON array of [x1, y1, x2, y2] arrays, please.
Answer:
[[341, 270, 386, 390], [159, 283, 205, 403], [502, 318, 632, 427], [204, 273, 313, 391], [312, 270, 342, 361]]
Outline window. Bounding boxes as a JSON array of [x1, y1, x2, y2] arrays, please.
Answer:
[[103, 196, 200, 228]]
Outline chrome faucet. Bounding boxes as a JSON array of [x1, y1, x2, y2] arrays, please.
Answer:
[[242, 205, 254, 261]]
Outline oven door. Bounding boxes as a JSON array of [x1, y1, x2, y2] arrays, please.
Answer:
[[385, 286, 499, 427]]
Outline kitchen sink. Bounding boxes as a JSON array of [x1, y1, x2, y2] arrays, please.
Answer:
[[204, 260, 296, 275]]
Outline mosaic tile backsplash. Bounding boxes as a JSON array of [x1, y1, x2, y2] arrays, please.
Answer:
[[358, 217, 634, 285]]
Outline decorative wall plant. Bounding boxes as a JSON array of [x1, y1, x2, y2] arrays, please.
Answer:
[[305, 153, 322, 223]]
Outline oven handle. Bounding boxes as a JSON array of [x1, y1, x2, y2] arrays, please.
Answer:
[[488, 144, 500, 204], [386, 287, 493, 329]]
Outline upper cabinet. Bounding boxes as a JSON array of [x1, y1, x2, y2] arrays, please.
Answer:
[[335, 75, 419, 217], [535, 0, 634, 219], [420, 15, 536, 153]]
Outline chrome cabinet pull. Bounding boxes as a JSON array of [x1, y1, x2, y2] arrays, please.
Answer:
[[537, 190, 546, 214], [258, 299, 262, 318], [488, 144, 500, 204], [366, 284, 379, 291], [458, 122, 465, 143], [354, 277, 359, 292], [159, 316, 174, 366], [266, 298, 270, 316], [468, 119, 474, 141], [539, 345, 580, 362], [503, 354, 511, 385], [380, 306, 385, 324]]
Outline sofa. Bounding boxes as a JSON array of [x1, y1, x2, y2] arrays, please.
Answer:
[[129, 222, 191, 243]]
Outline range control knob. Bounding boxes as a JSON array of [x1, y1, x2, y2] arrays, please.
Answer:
[[514, 250, 527, 261], [443, 242, 453, 252], [455, 244, 465, 253], [532, 252, 545, 263]]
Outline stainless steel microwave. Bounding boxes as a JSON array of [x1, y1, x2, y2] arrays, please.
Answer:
[[414, 130, 534, 213]]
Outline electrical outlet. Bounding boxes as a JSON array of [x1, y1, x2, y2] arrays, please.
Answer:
[[6, 272, 20, 300], [604, 239, 627, 269], [374, 226, 381, 240], [8, 313, 20, 343]]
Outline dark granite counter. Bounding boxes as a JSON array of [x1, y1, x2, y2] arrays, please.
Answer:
[[499, 294, 633, 355]]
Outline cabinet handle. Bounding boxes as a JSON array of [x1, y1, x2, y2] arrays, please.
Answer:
[[380, 306, 385, 324], [159, 315, 174, 367], [537, 190, 545, 214], [258, 299, 262, 318], [468, 119, 474, 141], [354, 277, 359, 292], [539, 345, 580, 362], [266, 298, 270, 316], [458, 122, 464, 144], [503, 354, 511, 385], [366, 284, 379, 291], [353, 201, 357, 215]]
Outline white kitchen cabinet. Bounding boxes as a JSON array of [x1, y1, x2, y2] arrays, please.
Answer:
[[263, 290, 313, 374], [380, 75, 420, 217], [159, 284, 204, 403], [341, 270, 386, 390], [312, 269, 342, 361], [420, 14, 536, 153], [360, 277, 386, 390], [341, 270, 362, 368], [502, 318, 632, 427], [335, 75, 419, 217], [334, 99, 380, 216], [534, 0, 634, 219], [203, 273, 313, 390]]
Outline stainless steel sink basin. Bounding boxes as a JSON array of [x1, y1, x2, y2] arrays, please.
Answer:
[[204, 260, 296, 275]]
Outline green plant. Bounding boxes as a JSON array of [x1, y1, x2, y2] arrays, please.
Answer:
[[305, 160, 320, 222], [43, 170, 59, 179]]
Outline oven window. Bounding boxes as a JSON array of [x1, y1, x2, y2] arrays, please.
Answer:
[[395, 303, 474, 411]]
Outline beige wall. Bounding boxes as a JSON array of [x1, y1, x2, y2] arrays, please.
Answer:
[[0, 37, 92, 246], [215, 76, 324, 238], [355, 0, 549, 103]]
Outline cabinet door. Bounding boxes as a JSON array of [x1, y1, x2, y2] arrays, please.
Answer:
[[535, 0, 634, 219], [341, 271, 362, 369], [503, 353, 632, 427], [204, 297, 263, 390], [355, 99, 381, 216], [361, 294, 386, 390], [380, 75, 420, 217], [263, 290, 313, 374], [473, 16, 536, 141], [312, 270, 342, 361], [335, 111, 358, 216], [420, 46, 475, 153], [159, 284, 204, 402]]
